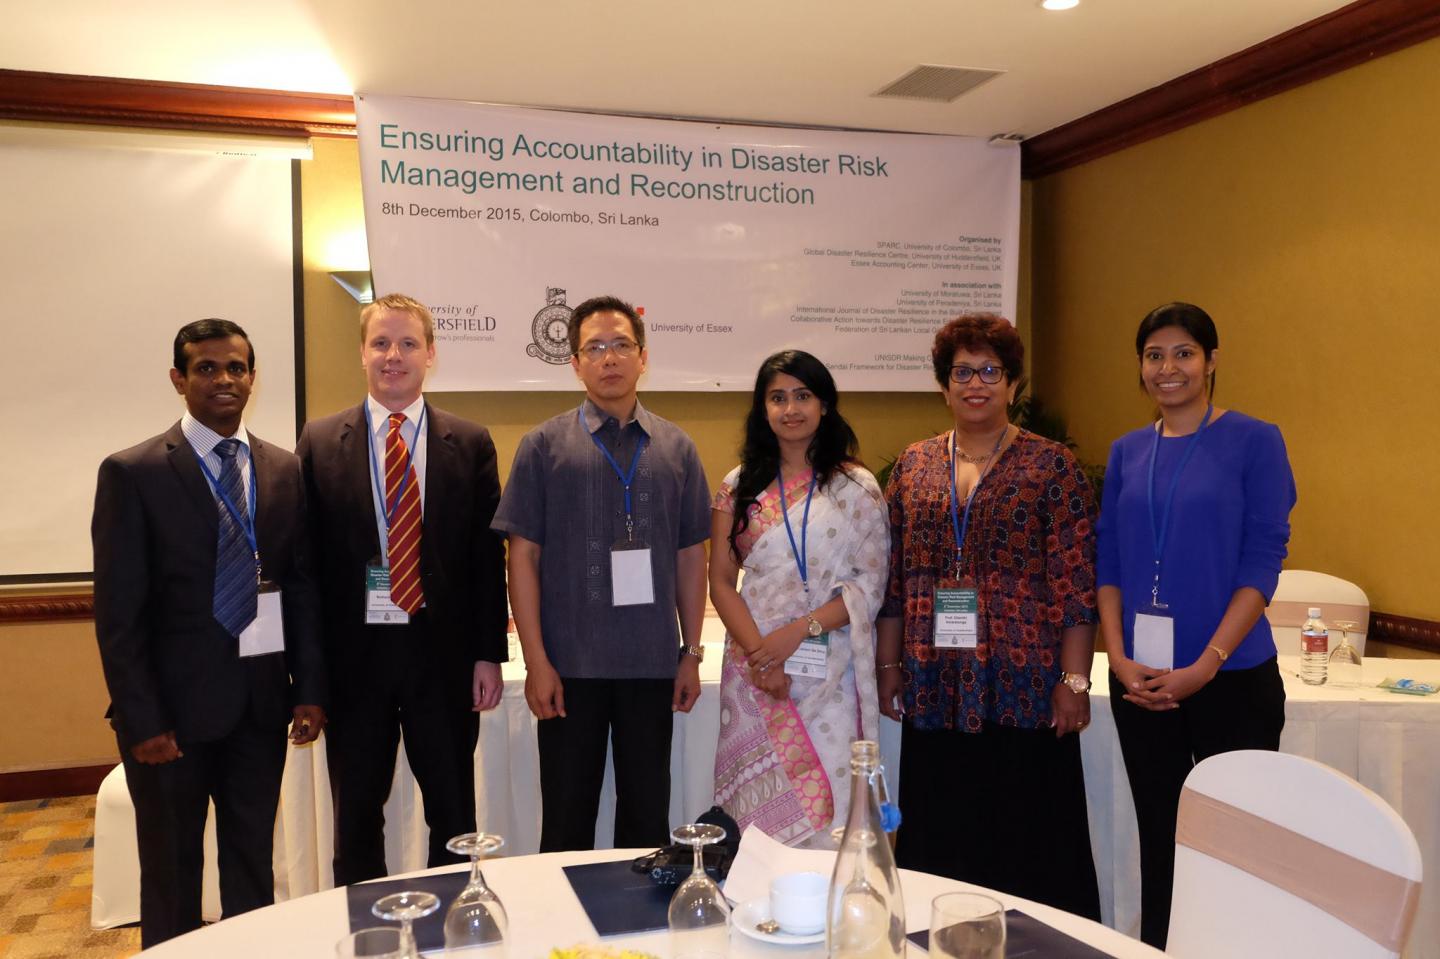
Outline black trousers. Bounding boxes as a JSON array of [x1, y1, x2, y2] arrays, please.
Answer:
[[120, 715, 287, 948], [1109, 657, 1285, 948], [327, 613, 480, 886], [536, 677, 674, 852], [894, 721, 1101, 922]]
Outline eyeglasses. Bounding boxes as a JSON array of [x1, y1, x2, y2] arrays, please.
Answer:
[[577, 339, 639, 360], [949, 364, 1005, 385]]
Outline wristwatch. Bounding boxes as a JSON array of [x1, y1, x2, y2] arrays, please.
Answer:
[[805, 615, 824, 638], [680, 644, 704, 662], [1060, 671, 1091, 694]]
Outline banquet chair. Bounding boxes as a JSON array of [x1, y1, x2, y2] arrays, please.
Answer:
[[1167, 750, 1421, 959], [1267, 568, 1370, 655]]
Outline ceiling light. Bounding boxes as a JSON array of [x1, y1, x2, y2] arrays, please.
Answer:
[[1041, 0, 1080, 10]]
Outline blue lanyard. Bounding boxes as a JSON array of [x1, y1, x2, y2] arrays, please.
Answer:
[[193, 445, 260, 571], [777, 469, 817, 590], [581, 407, 648, 540], [1146, 404, 1213, 607], [365, 403, 427, 529], [948, 428, 1007, 570]]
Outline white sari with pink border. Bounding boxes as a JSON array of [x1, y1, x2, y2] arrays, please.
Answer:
[[712, 465, 889, 848]]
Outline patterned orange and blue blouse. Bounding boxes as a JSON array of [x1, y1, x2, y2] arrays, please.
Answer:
[[881, 431, 1098, 732]]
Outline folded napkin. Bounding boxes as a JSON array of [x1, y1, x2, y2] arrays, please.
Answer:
[[722, 824, 837, 905]]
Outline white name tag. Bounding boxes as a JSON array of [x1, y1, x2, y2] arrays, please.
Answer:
[[934, 587, 979, 648], [611, 546, 655, 606], [784, 633, 829, 679], [365, 564, 409, 625], [1133, 611, 1175, 670], [239, 588, 285, 657]]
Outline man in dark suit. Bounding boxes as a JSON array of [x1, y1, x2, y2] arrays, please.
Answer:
[[297, 292, 508, 885], [92, 319, 326, 948]]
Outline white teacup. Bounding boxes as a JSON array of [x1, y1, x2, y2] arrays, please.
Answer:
[[770, 871, 828, 935]]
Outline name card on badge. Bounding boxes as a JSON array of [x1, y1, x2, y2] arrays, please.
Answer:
[[239, 586, 285, 657]]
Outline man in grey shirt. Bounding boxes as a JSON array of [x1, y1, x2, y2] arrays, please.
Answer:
[[492, 294, 710, 851]]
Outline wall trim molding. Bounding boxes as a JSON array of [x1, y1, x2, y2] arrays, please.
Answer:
[[0, 592, 94, 625], [1021, 0, 1440, 178], [1371, 609, 1440, 655], [0, 69, 356, 138], [0, 762, 116, 803]]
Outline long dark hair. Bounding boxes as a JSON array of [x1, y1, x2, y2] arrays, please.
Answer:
[[728, 351, 859, 560]]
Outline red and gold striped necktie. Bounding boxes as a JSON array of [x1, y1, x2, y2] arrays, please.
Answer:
[[385, 411, 424, 614]]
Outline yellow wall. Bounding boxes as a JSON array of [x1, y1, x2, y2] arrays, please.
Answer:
[[1031, 36, 1440, 622]]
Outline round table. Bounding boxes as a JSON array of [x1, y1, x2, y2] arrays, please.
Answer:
[[142, 848, 1164, 958]]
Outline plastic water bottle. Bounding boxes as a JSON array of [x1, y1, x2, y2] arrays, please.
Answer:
[[827, 740, 905, 959], [1301, 607, 1328, 685]]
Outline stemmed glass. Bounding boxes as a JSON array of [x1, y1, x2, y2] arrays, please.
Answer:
[[667, 823, 731, 959], [443, 832, 508, 951], [1329, 620, 1364, 688], [372, 890, 441, 959]]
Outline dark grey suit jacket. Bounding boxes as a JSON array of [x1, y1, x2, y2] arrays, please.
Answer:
[[92, 422, 326, 749], [296, 402, 507, 695]]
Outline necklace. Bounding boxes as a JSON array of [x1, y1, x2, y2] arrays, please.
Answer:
[[954, 424, 1011, 463]]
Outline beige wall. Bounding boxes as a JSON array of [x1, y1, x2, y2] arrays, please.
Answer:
[[1030, 36, 1440, 622]]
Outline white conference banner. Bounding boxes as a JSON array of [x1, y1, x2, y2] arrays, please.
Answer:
[[356, 94, 1020, 391]]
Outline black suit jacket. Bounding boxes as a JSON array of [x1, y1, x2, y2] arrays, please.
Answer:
[[92, 423, 326, 750], [296, 402, 507, 686]]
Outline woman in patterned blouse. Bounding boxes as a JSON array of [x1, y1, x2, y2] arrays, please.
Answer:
[[876, 314, 1101, 919]]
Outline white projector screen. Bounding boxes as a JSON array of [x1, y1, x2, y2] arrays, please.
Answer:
[[0, 131, 299, 580]]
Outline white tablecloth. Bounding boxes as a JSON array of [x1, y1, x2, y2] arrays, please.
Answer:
[[94, 625, 1440, 956], [139, 848, 1165, 959]]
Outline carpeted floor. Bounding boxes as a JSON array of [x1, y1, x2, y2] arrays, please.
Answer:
[[0, 796, 141, 959]]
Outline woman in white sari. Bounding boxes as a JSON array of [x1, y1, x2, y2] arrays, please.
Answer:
[[710, 351, 889, 847]]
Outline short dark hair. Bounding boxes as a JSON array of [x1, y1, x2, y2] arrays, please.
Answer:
[[568, 295, 646, 354], [173, 319, 254, 373], [930, 314, 1023, 387], [1134, 302, 1219, 395]]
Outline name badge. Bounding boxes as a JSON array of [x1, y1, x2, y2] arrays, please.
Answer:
[[934, 587, 980, 648], [365, 562, 410, 625], [1133, 607, 1175, 670], [784, 632, 829, 679], [611, 540, 654, 607], [239, 582, 285, 657]]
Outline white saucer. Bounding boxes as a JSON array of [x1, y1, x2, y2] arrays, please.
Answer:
[[732, 898, 825, 945]]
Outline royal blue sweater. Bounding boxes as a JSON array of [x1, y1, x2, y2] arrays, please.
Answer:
[[1097, 411, 1297, 670]]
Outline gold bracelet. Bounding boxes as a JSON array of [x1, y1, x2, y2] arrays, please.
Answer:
[[1207, 644, 1229, 664], [877, 662, 902, 670]]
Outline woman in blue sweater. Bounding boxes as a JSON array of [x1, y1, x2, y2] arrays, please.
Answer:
[[1097, 302, 1296, 948]]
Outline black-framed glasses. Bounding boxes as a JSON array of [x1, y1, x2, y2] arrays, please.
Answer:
[[576, 339, 639, 360], [949, 364, 1005, 384]]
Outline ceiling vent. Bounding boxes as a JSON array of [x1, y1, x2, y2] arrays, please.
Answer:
[[873, 64, 1003, 103]]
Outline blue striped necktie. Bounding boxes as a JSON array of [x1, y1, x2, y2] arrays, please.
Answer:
[[213, 438, 257, 636]]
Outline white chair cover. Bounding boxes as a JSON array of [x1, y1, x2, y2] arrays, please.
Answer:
[[1268, 568, 1371, 655], [1168, 750, 1422, 959]]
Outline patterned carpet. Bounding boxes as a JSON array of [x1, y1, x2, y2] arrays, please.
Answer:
[[0, 796, 141, 959]]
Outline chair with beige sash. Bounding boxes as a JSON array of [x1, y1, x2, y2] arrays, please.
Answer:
[[1266, 569, 1370, 656], [1167, 750, 1421, 958]]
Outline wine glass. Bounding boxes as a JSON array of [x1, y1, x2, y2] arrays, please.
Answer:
[[443, 832, 508, 951], [1329, 620, 1364, 688], [372, 890, 441, 959], [930, 892, 1005, 959], [667, 823, 731, 959]]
